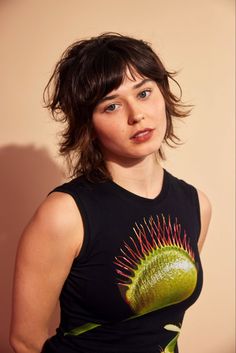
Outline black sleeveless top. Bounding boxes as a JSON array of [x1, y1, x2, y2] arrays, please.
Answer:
[[42, 169, 203, 353]]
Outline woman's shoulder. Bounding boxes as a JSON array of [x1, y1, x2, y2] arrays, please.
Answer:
[[165, 169, 212, 221], [196, 189, 212, 212], [165, 169, 209, 201], [165, 169, 212, 250], [41, 191, 83, 229], [49, 174, 86, 191], [25, 191, 84, 257], [165, 169, 198, 199]]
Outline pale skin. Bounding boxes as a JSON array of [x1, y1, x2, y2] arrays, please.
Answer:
[[10, 71, 212, 353]]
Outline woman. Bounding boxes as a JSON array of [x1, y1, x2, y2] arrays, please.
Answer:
[[10, 33, 211, 353]]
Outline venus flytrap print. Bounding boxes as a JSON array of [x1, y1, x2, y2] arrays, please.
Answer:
[[114, 215, 198, 316], [65, 214, 198, 348]]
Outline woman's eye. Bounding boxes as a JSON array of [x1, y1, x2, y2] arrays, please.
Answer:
[[138, 89, 151, 99], [105, 103, 119, 112]]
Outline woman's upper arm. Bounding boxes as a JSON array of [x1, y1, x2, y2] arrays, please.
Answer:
[[10, 192, 83, 353], [197, 189, 212, 252]]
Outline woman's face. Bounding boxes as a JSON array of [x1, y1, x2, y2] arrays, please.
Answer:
[[92, 70, 167, 165]]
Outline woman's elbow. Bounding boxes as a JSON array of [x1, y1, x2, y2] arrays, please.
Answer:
[[9, 332, 43, 353]]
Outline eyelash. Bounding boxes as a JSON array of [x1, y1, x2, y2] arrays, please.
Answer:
[[104, 89, 152, 113], [138, 89, 152, 99], [104, 103, 119, 113]]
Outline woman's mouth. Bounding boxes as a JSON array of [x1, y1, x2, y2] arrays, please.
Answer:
[[130, 128, 154, 143]]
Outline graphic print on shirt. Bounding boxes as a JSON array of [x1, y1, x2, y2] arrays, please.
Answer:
[[113, 214, 197, 353], [160, 324, 181, 353], [64, 214, 198, 343], [114, 214, 198, 317]]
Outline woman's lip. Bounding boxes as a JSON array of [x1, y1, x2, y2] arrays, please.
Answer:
[[130, 128, 154, 139], [130, 128, 154, 143]]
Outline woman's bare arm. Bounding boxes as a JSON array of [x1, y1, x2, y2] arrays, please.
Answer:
[[197, 189, 212, 252], [10, 192, 83, 353]]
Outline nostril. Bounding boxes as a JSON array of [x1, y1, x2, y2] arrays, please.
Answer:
[[128, 113, 145, 125]]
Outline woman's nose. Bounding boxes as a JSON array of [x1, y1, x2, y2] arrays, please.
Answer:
[[127, 104, 145, 125]]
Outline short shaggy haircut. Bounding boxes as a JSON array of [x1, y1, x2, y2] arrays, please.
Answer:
[[44, 32, 191, 181]]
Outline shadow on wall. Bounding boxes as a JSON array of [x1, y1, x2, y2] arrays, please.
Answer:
[[0, 144, 64, 353]]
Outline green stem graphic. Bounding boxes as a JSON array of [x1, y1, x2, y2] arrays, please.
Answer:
[[64, 322, 101, 336], [161, 324, 181, 353]]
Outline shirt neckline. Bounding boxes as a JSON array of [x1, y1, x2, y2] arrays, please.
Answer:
[[107, 168, 169, 204]]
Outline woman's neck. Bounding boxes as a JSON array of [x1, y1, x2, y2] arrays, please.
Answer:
[[106, 155, 164, 199]]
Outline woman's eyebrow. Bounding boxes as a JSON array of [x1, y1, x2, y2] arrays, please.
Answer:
[[98, 79, 153, 104], [133, 78, 153, 89], [99, 94, 118, 104]]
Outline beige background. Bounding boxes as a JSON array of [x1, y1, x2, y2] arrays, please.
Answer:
[[0, 0, 235, 352]]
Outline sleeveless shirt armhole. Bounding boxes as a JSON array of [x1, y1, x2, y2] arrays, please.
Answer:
[[191, 186, 202, 242], [47, 187, 91, 263], [178, 177, 202, 242]]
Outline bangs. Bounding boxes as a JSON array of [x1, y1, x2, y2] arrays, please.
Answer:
[[77, 47, 151, 107], [56, 34, 168, 119]]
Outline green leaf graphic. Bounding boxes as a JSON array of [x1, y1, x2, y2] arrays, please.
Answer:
[[64, 322, 101, 336]]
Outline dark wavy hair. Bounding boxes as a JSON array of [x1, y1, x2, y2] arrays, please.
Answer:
[[44, 32, 191, 181]]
